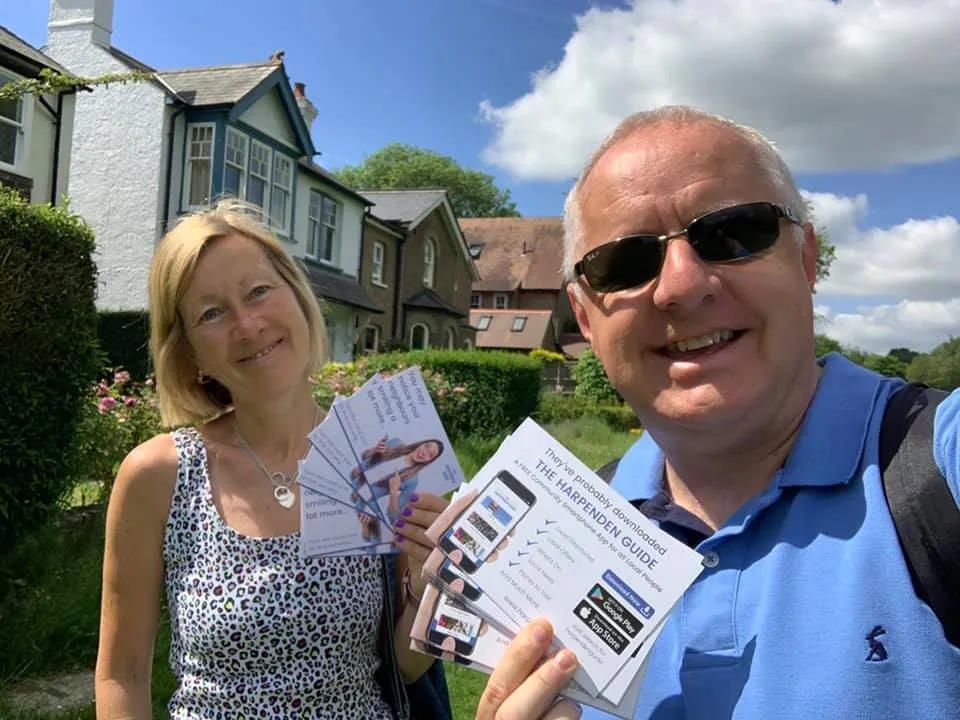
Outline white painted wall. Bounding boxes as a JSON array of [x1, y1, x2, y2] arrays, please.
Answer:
[[237, 88, 298, 151], [46, 27, 169, 310], [322, 304, 360, 363], [292, 170, 365, 276]]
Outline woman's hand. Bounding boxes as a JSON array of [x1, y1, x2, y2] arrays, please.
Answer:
[[475, 619, 581, 720], [393, 492, 449, 593]]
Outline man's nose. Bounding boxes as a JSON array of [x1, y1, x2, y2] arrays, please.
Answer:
[[650, 237, 720, 312]]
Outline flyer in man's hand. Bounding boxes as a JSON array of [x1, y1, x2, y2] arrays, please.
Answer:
[[418, 418, 704, 705]]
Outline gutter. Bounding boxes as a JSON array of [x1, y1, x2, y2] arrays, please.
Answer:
[[392, 225, 408, 342], [37, 87, 80, 206], [161, 104, 186, 232]]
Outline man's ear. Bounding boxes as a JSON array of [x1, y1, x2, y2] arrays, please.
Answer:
[[800, 223, 819, 291], [566, 282, 593, 344]]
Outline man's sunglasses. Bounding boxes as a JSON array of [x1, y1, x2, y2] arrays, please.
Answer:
[[573, 201, 803, 293]]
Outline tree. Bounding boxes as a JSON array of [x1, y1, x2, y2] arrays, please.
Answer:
[[888, 347, 919, 365], [906, 337, 960, 391], [863, 354, 907, 379], [335, 143, 520, 218], [814, 334, 843, 358]]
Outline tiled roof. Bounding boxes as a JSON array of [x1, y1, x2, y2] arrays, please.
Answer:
[[459, 217, 564, 292], [156, 62, 278, 106], [300, 260, 383, 314], [361, 189, 448, 228], [299, 160, 372, 206], [470, 309, 554, 351], [403, 288, 466, 318], [0, 25, 72, 75]]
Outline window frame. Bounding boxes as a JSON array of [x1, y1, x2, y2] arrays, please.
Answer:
[[494, 293, 508, 310], [445, 327, 456, 349], [0, 71, 28, 172], [470, 293, 481, 309], [269, 153, 294, 236], [307, 189, 339, 263], [223, 127, 249, 199], [183, 122, 216, 209], [371, 241, 386, 286], [476, 315, 492, 331], [410, 322, 430, 350], [245, 138, 272, 212], [423, 235, 437, 288], [363, 324, 380, 354], [511, 316, 527, 332]]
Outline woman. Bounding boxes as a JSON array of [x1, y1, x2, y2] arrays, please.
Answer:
[[95, 200, 448, 719], [353, 437, 444, 523]]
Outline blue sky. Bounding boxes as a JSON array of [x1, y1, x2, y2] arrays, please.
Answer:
[[6, 0, 960, 353]]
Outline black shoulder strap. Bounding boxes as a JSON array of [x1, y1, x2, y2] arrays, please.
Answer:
[[880, 382, 960, 647], [596, 457, 621, 484]]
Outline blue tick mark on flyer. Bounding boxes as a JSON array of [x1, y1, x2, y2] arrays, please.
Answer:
[[602, 569, 655, 620]]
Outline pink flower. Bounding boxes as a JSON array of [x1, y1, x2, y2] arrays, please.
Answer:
[[124, 397, 139, 407], [452, 386, 466, 394], [98, 397, 118, 414], [145, 377, 155, 387], [113, 370, 131, 385], [96, 381, 111, 397]]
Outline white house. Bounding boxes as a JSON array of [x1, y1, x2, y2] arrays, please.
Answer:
[[0, 25, 76, 205], [44, 0, 381, 361]]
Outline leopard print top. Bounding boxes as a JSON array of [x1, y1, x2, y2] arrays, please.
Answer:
[[163, 428, 392, 719]]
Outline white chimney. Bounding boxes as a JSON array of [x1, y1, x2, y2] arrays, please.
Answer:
[[293, 82, 318, 129], [48, 0, 115, 48]]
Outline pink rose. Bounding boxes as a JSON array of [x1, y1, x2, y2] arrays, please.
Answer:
[[124, 397, 139, 407], [98, 397, 118, 414], [113, 371, 131, 385]]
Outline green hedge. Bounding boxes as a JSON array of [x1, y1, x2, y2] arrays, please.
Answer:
[[572, 347, 622, 404], [315, 350, 542, 439], [536, 392, 641, 432], [98, 310, 151, 379], [0, 189, 100, 550]]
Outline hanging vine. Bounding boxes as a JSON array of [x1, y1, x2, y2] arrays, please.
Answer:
[[0, 67, 149, 101]]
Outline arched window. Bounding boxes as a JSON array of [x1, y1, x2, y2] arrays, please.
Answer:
[[463, 338, 474, 350], [423, 236, 437, 288], [410, 323, 429, 350], [445, 327, 456, 349]]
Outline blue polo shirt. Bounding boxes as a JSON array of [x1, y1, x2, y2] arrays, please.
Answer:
[[583, 354, 960, 720]]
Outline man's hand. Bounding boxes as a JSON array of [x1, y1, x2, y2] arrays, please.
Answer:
[[476, 619, 581, 720]]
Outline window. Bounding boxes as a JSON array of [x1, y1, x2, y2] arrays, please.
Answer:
[[423, 236, 437, 288], [363, 325, 380, 354], [223, 128, 248, 198], [494, 293, 508, 310], [371, 241, 386, 285], [308, 190, 339, 262], [511, 316, 527, 332], [0, 73, 25, 168], [468, 243, 483, 259], [476, 315, 492, 331], [445, 327, 456, 349], [184, 124, 214, 207], [410, 323, 429, 350], [463, 338, 473, 350], [246, 140, 272, 210], [269, 154, 293, 234], [470, 293, 481, 309]]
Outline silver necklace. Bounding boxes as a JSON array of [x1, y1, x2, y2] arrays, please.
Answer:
[[235, 406, 321, 510]]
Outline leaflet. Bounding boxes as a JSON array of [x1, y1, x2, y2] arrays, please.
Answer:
[[299, 485, 396, 558], [426, 418, 704, 693], [334, 367, 465, 527]]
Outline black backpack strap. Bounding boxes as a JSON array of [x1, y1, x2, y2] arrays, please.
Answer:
[[596, 457, 621, 484], [880, 382, 960, 647]]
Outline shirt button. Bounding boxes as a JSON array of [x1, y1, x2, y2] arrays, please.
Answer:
[[702, 551, 720, 568]]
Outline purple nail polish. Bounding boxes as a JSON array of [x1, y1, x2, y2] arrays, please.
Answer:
[[394, 535, 405, 543], [409, 493, 420, 502], [402, 507, 413, 517], [395, 519, 405, 528]]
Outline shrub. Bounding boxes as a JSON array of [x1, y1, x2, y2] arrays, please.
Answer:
[[0, 189, 100, 549], [536, 393, 640, 432], [98, 310, 151, 379], [529, 348, 565, 364], [313, 350, 542, 438], [71, 371, 162, 498], [572, 347, 621, 404]]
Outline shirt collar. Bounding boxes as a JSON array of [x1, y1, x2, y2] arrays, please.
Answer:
[[610, 353, 885, 501]]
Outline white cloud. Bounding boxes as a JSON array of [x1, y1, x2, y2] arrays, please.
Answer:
[[815, 299, 960, 353], [806, 191, 960, 300], [481, 0, 960, 180]]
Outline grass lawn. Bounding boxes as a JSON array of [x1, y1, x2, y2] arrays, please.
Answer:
[[0, 415, 638, 720]]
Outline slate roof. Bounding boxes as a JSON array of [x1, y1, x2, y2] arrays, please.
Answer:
[[470, 309, 555, 351], [403, 288, 466, 318], [360, 189, 448, 228], [459, 217, 565, 293], [300, 260, 383, 313], [299, 160, 372, 206], [0, 25, 73, 76], [157, 62, 278, 106]]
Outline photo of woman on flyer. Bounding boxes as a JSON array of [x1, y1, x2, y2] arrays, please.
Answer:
[[352, 436, 445, 525]]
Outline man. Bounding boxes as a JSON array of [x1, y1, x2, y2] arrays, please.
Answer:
[[474, 107, 960, 720]]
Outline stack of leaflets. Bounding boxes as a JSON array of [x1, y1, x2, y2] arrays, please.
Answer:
[[297, 367, 465, 558], [412, 418, 706, 718]]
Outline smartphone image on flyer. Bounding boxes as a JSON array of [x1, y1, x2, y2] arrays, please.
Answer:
[[439, 470, 536, 573], [427, 594, 482, 656], [438, 557, 483, 601]]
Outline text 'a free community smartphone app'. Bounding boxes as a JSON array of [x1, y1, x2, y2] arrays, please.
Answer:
[[439, 470, 536, 573]]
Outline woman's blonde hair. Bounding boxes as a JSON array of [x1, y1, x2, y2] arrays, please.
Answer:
[[149, 199, 328, 427]]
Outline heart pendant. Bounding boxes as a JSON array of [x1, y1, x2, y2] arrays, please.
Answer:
[[274, 486, 296, 509]]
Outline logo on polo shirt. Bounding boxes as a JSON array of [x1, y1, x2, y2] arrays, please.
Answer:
[[865, 625, 888, 662]]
